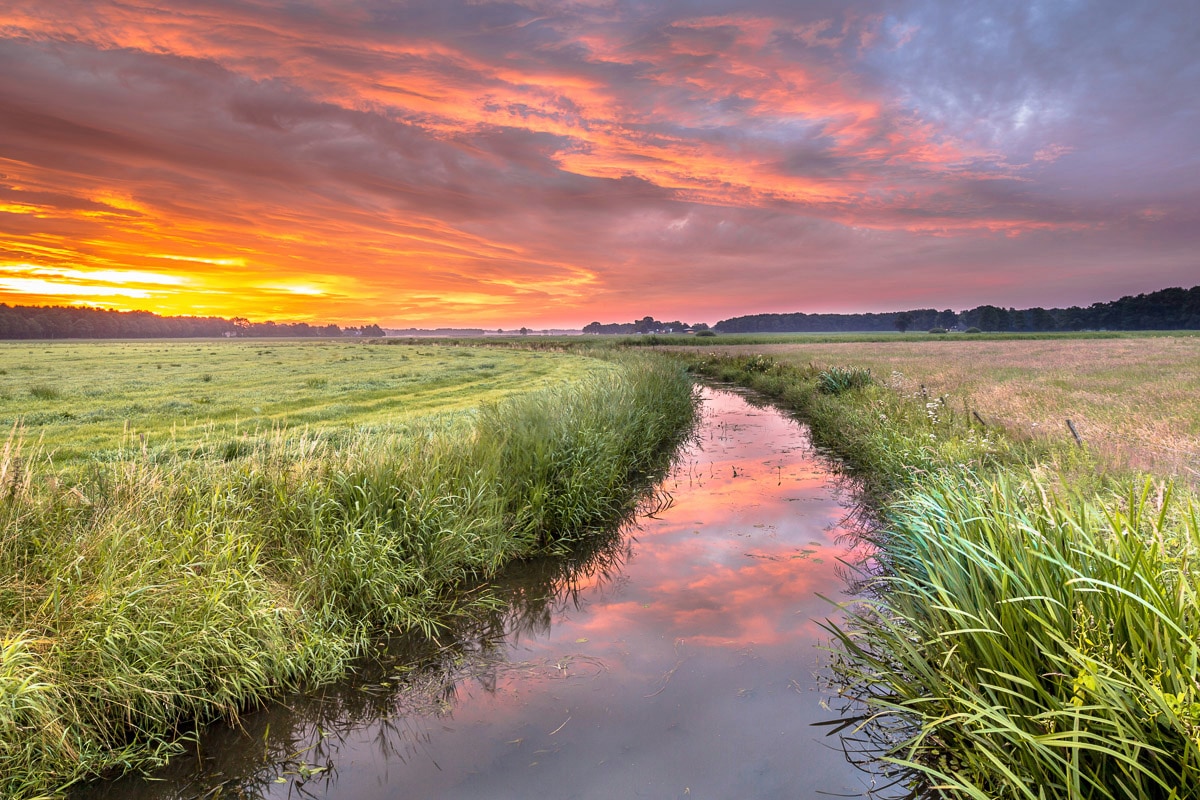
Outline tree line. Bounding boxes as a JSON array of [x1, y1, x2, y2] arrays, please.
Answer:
[[0, 304, 384, 339], [583, 316, 710, 334], [713, 285, 1200, 333]]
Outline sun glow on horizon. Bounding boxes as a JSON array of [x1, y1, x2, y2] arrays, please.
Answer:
[[151, 255, 249, 268]]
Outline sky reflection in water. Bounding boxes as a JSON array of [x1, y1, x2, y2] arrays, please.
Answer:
[[95, 388, 876, 799]]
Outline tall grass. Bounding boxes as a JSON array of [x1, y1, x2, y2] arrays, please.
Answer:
[[828, 474, 1200, 799], [684, 352, 1200, 798], [0, 356, 697, 798]]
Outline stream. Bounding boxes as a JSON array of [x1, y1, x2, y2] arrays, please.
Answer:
[[89, 386, 881, 799]]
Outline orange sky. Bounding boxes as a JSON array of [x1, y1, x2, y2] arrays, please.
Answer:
[[1, 2, 1197, 327]]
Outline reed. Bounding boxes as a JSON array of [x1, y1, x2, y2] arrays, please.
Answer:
[[0, 354, 697, 798], [827, 474, 1200, 799]]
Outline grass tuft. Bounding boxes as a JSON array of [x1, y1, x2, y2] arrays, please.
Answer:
[[816, 366, 872, 394]]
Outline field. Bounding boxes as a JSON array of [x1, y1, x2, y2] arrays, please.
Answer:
[[655, 333, 1200, 482], [9, 332, 1200, 798], [0, 340, 598, 464], [0, 340, 698, 798]]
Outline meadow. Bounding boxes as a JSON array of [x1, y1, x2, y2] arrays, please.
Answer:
[[466, 329, 1200, 483], [0, 340, 698, 798], [9, 331, 1200, 798], [0, 340, 596, 464], [710, 335, 1200, 481]]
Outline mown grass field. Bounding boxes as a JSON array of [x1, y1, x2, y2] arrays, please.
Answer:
[[0, 340, 597, 464], [0, 340, 698, 798]]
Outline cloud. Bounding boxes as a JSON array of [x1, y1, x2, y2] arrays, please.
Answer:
[[0, 0, 1196, 325]]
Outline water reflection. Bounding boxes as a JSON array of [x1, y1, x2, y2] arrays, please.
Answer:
[[89, 388, 880, 799]]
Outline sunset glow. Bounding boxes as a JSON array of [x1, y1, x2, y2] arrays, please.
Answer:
[[1, 2, 1196, 327]]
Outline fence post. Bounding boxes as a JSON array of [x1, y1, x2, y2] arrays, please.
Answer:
[[1066, 419, 1083, 447]]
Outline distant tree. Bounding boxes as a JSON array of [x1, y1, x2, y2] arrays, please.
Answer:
[[633, 316, 657, 334], [1060, 306, 1087, 331], [519, 326, 529, 335], [976, 305, 1002, 331], [1028, 307, 1054, 331], [936, 309, 958, 329], [0, 304, 394, 339], [894, 311, 914, 333]]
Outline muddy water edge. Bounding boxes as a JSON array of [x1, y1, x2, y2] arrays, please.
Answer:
[[83, 386, 882, 799]]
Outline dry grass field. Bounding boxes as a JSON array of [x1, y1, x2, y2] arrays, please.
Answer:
[[712, 335, 1200, 481]]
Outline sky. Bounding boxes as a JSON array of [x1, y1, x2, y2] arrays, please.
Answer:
[[0, 1, 1197, 328]]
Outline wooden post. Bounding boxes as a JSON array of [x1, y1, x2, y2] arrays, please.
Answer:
[[1066, 419, 1083, 447], [972, 410, 987, 428]]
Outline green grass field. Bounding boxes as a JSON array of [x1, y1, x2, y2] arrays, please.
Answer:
[[0, 340, 601, 464]]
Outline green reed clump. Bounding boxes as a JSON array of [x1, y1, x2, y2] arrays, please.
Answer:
[[0, 355, 697, 798], [817, 366, 873, 394], [828, 475, 1200, 799]]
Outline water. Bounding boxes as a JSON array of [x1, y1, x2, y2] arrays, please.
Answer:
[[91, 387, 878, 799]]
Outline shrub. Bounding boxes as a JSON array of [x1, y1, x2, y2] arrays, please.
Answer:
[[695, 329, 717, 337], [927, 327, 947, 334], [965, 326, 982, 333]]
